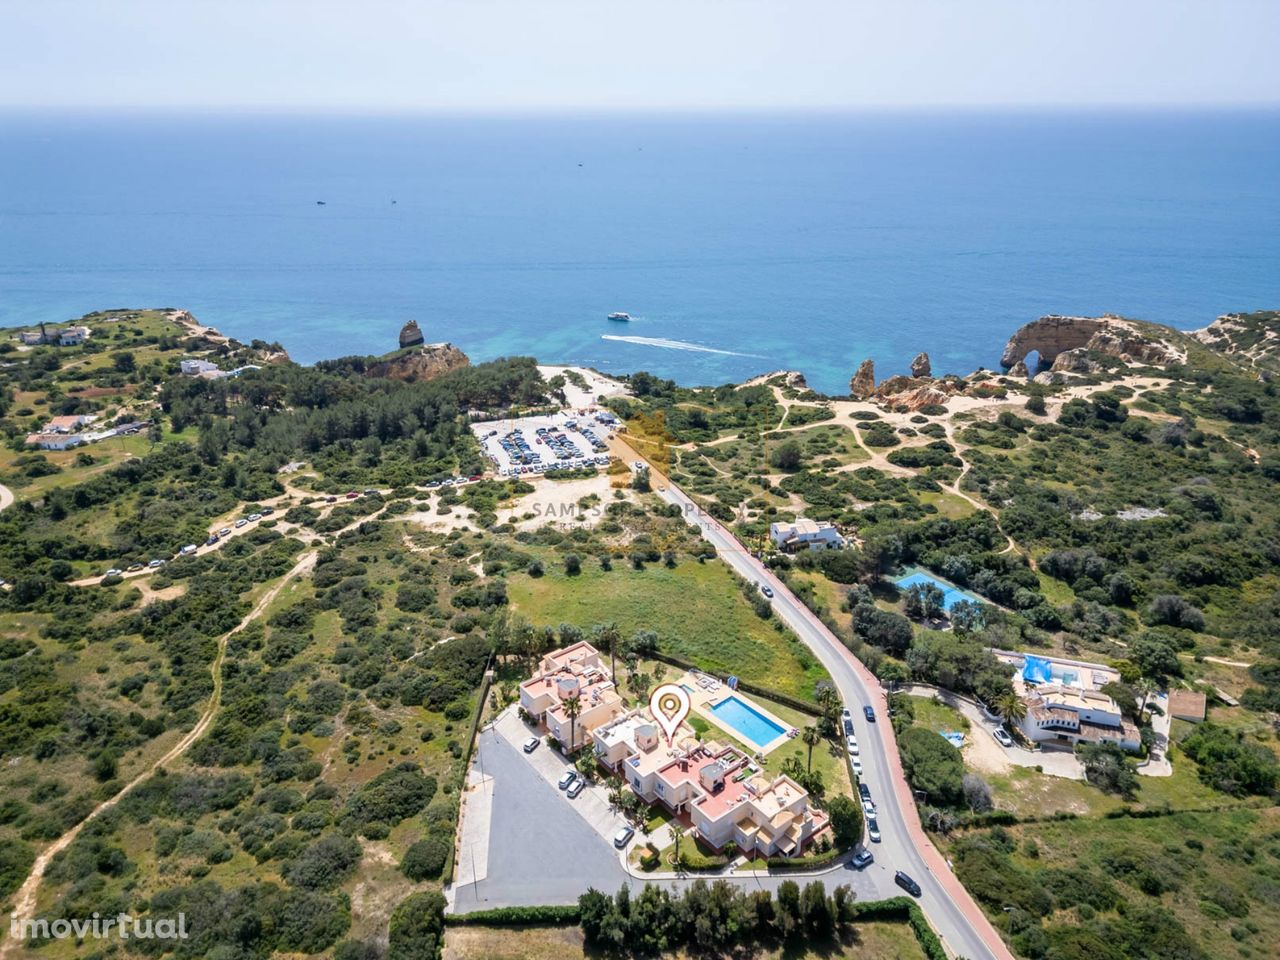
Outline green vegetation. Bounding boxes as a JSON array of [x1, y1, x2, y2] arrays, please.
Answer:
[[509, 550, 827, 702], [948, 807, 1280, 960]]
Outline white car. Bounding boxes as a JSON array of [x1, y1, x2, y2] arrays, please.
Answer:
[[613, 826, 634, 848], [105, 568, 123, 577], [862, 798, 876, 816], [558, 771, 578, 791], [180, 544, 198, 555], [851, 758, 863, 777], [992, 727, 1014, 748], [219, 527, 232, 537], [148, 559, 165, 569], [846, 735, 859, 756], [234, 518, 248, 528], [522, 737, 539, 754], [247, 513, 262, 522], [842, 707, 852, 722]]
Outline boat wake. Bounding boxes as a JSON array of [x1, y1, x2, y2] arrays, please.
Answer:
[[601, 335, 763, 358]]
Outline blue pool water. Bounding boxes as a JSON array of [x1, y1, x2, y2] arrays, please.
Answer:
[[709, 696, 787, 748], [894, 571, 985, 613]]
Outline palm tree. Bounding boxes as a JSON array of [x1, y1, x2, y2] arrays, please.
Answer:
[[563, 694, 582, 754], [801, 725, 822, 773], [595, 622, 621, 685], [996, 691, 1027, 726]]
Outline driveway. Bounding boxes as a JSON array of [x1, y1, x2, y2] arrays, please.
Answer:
[[450, 724, 626, 912]]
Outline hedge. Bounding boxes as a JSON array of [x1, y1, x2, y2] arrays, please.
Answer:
[[449, 905, 581, 926], [764, 847, 842, 870], [678, 844, 729, 871], [847, 898, 946, 960]]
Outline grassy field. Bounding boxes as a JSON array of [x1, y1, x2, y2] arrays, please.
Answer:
[[443, 919, 928, 960], [508, 556, 829, 703]]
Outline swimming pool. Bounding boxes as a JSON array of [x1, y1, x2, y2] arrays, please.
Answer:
[[709, 696, 786, 748], [894, 570, 985, 613]]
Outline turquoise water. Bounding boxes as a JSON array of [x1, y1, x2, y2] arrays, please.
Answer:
[[2, 111, 1277, 393], [710, 695, 786, 748], [895, 570, 985, 612]]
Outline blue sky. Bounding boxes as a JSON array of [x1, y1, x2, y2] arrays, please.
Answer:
[[1, 0, 1277, 111]]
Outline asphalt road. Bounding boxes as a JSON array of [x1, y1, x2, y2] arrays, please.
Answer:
[[655, 482, 1012, 960]]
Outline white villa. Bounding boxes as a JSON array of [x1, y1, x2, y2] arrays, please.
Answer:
[[592, 708, 827, 858], [180, 358, 220, 376], [519, 642, 625, 753], [769, 518, 845, 552], [1020, 684, 1141, 752]]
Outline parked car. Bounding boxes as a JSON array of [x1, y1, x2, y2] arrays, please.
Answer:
[[180, 544, 198, 555], [148, 559, 165, 569], [248, 513, 262, 522], [992, 727, 1014, 748], [206, 535, 219, 546], [234, 519, 248, 528], [867, 816, 880, 842], [105, 568, 123, 577], [260, 506, 275, 515], [858, 783, 871, 802], [846, 735, 859, 756], [522, 737, 539, 754], [566, 779, 585, 799], [345, 492, 359, 499], [218, 527, 231, 537], [126, 563, 144, 572], [894, 871, 922, 897], [851, 849, 874, 869], [613, 826, 635, 848], [841, 707, 852, 722], [863, 705, 876, 722], [843, 718, 853, 736], [852, 758, 864, 777], [325, 495, 338, 502], [558, 771, 578, 790]]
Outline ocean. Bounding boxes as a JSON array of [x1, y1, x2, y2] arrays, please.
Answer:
[[1, 110, 1277, 394]]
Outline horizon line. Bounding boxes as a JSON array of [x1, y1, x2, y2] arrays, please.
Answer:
[[1, 101, 1278, 118]]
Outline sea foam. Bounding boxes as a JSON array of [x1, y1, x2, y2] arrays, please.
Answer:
[[601, 335, 763, 358]]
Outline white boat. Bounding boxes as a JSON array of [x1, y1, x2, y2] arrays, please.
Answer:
[[607, 312, 631, 321]]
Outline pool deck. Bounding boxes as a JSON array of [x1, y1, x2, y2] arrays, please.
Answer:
[[677, 670, 795, 756]]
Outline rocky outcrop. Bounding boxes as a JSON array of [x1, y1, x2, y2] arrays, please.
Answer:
[[875, 375, 958, 411], [1192, 311, 1280, 374], [849, 359, 875, 398], [367, 342, 470, 382], [399, 320, 426, 349], [1008, 360, 1029, 379], [910, 352, 932, 378], [1000, 315, 1182, 371]]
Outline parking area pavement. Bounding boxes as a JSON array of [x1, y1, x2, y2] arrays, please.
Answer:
[[450, 723, 626, 912], [470, 412, 615, 476]]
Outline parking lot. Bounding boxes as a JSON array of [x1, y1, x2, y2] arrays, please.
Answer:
[[470, 412, 617, 477]]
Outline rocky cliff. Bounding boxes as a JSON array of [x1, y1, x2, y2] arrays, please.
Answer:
[[849, 359, 876, 398], [366, 343, 470, 382], [1001, 315, 1183, 374]]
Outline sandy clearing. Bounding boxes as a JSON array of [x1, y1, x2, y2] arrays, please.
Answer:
[[537, 364, 629, 410]]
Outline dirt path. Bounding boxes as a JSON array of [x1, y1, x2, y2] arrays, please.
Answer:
[[2, 546, 318, 951]]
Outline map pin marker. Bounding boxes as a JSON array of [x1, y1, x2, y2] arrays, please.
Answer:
[[649, 683, 692, 746]]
